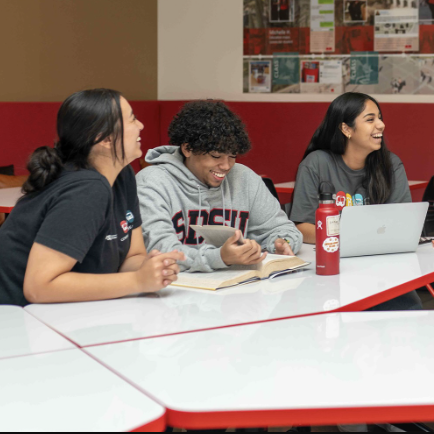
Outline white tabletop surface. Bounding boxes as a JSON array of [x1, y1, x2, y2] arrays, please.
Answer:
[[0, 186, 22, 209], [0, 349, 166, 432], [275, 181, 295, 189], [25, 243, 434, 347], [87, 311, 434, 429], [408, 180, 428, 186], [0, 305, 75, 360]]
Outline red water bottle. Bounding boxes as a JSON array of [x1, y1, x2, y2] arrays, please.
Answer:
[[316, 192, 340, 275]]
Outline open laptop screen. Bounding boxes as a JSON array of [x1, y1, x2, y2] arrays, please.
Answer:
[[340, 202, 428, 258]]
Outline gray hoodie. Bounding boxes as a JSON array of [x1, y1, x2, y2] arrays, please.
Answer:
[[136, 146, 303, 272]]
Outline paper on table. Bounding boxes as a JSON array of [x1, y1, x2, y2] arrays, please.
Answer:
[[174, 268, 254, 290], [190, 225, 245, 248], [173, 254, 309, 290]]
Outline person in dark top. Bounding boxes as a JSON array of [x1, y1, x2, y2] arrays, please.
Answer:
[[0, 89, 184, 307]]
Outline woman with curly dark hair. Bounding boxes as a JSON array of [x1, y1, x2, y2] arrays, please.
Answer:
[[136, 100, 302, 272]]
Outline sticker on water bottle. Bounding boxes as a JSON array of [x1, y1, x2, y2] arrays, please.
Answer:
[[323, 237, 339, 253], [326, 215, 340, 237]]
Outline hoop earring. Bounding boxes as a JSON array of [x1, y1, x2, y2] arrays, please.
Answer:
[[348, 135, 351, 140]]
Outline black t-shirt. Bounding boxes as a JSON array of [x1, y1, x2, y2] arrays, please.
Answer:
[[0, 165, 142, 307]]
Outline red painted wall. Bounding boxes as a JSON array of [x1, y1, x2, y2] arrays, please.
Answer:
[[0, 102, 60, 175], [1, 100, 433, 202], [0, 101, 160, 175]]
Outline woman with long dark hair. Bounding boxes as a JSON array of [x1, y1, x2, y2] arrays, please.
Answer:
[[290, 92, 421, 313], [291, 92, 410, 241], [0, 89, 184, 307]]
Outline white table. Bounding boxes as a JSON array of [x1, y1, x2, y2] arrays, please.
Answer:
[[0, 187, 22, 213], [0, 349, 166, 432], [25, 243, 434, 347], [0, 305, 75, 359], [87, 311, 434, 429]]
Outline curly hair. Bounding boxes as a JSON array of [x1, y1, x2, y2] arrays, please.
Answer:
[[168, 100, 251, 155]]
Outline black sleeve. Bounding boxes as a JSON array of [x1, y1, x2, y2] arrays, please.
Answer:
[[35, 180, 111, 262], [125, 165, 142, 230]]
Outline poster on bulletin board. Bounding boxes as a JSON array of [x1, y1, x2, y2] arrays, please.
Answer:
[[243, 0, 434, 95]]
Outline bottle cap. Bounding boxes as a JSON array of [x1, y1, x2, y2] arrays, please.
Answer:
[[319, 192, 335, 201]]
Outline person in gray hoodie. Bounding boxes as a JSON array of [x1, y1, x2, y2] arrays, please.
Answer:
[[136, 100, 303, 273]]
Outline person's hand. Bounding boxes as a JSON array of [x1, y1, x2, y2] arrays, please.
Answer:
[[221, 230, 267, 266], [274, 238, 295, 256], [136, 250, 185, 292], [148, 249, 161, 258]]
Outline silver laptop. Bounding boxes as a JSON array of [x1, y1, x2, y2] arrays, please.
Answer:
[[340, 202, 429, 258]]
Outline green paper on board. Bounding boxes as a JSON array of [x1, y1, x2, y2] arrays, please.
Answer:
[[272, 54, 300, 85], [350, 52, 379, 85]]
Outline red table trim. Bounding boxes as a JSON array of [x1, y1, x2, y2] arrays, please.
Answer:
[[130, 413, 166, 432], [0, 205, 14, 213], [333, 272, 434, 313], [409, 181, 429, 191], [166, 404, 434, 430]]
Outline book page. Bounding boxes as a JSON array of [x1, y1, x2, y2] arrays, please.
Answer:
[[232, 254, 306, 272], [172, 268, 258, 290], [190, 225, 244, 248], [261, 254, 309, 278]]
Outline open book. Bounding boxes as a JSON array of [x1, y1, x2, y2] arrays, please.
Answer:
[[190, 224, 245, 247], [172, 254, 310, 291]]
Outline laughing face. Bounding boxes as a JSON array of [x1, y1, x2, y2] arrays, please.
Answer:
[[181, 144, 237, 188], [119, 97, 144, 165], [342, 99, 385, 156]]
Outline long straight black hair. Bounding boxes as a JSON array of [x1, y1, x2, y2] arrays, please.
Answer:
[[22, 88, 125, 195], [303, 92, 393, 204]]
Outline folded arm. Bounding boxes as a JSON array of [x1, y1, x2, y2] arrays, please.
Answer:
[[24, 229, 183, 304]]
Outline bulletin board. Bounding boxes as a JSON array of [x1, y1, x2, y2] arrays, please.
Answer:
[[243, 0, 434, 95]]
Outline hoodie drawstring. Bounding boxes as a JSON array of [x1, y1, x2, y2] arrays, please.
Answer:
[[221, 182, 226, 227], [197, 184, 202, 247]]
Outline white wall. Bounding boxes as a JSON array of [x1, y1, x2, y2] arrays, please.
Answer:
[[158, 0, 434, 103]]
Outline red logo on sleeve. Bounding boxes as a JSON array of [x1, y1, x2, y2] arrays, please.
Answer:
[[120, 221, 129, 233]]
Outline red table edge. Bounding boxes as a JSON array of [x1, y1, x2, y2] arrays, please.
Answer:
[[130, 413, 166, 432], [0, 205, 14, 213], [275, 186, 294, 194], [333, 271, 434, 313], [166, 404, 434, 430], [410, 181, 429, 191]]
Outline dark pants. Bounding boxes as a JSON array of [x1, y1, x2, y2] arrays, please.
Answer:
[[367, 290, 422, 311]]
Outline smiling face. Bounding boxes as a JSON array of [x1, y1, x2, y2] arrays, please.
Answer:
[[119, 97, 144, 165], [342, 99, 386, 157], [181, 144, 237, 188]]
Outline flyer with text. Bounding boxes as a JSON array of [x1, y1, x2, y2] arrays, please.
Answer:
[[310, 0, 335, 53], [374, 3, 419, 52], [249, 60, 272, 92]]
